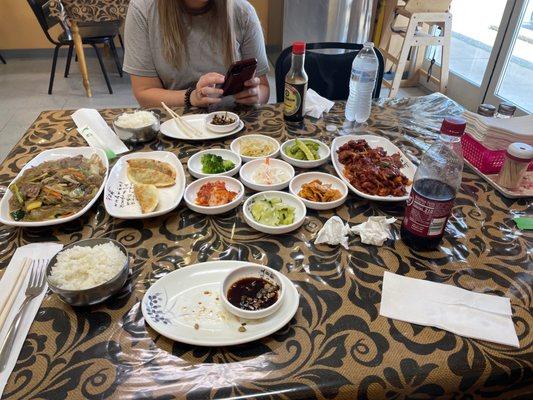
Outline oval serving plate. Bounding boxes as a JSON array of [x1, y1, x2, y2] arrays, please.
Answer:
[[142, 260, 299, 346], [104, 151, 186, 219], [160, 114, 244, 141], [0, 147, 108, 227], [331, 134, 416, 202]]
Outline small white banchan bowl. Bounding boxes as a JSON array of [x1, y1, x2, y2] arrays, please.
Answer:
[[221, 264, 284, 320], [280, 138, 330, 169], [289, 172, 348, 210], [243, 191, 306, 235], [184, 176, 244, 215], [239, 158, 295, 192], [205, 111, 240, 133], [187, 148, 241, 179], [230, 134, 280, 163]]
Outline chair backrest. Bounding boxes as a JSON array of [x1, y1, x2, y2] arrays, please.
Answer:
[[26, 0, 61, 45], [275, 42, 385, 103]]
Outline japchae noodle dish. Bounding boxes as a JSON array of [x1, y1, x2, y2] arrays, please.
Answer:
[[8, 155, 105, 221], [337, 139, 411, 197]]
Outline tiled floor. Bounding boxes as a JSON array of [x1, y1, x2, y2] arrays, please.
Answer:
[[0, 51, 428, 163]]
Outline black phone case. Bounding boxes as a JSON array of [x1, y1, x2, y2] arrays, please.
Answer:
[[222, 59, 258, 96]]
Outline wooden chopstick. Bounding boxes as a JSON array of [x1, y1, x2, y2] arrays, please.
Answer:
[[0, 258, 31, 330], [161, 102, 204, 139]]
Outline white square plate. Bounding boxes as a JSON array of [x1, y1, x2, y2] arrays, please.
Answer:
[[104, 151, 185, 219]]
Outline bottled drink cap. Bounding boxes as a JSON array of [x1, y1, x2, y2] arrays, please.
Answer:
[[506, 142, 533, 162], [440, 116, 466, 136], [363, 42, 374, 48], [292, 42, 306, 55]]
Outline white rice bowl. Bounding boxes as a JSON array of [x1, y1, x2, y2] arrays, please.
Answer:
[[115, 110, 157, 129], [49, 242, 127, 290]]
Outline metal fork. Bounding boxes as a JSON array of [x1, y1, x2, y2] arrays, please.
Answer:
[[0, 259, 48, 372]]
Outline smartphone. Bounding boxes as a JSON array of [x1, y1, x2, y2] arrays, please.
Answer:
[[221, 58, 257, 96]]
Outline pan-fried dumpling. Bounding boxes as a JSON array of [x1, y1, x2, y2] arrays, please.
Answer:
[[133, 183, 158, 213], [127, 167, 175, 187], [126, 159, 176, 180]]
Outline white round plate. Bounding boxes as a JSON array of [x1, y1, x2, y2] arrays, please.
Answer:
[[239, 158, 295, 192], [187, 149, 241, 179], [243, 191, 306, 234], [205, 111, 240, 133], [289, 172, 348, 210], [230, 134, 280, 162], [104, 151, 185, 219], [331, 134, 416, 202], [141, 260, 299, 346], [160, 114, 244, 141], [280, 138, 330, 169], [184, 176, 244, 215], [0, 147, 108, 227]]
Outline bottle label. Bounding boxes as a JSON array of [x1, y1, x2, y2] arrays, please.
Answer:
[[284, 83, 304, 117], [402, 190, 455, 237], [351, 68, 375, 84]]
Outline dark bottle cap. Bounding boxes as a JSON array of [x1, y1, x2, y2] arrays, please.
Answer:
[[440, 116, 466, 136], [477, 103, 496, 117], [292, 42, 306, 55], [497, 103, 516, 116]]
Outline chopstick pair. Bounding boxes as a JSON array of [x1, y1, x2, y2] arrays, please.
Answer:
[[161, 102, 204, 139], [0, 258, 31, 330]]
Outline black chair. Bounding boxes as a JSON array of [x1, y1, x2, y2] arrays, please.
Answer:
[[27, 0, 123, 94], [275, 42, 384, 103], [0, 53, 6, 64]]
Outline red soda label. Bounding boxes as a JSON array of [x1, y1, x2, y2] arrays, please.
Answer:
[[402, 190, 454, 237]]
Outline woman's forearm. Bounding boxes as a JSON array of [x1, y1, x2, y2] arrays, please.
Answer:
[[135, 88, 186, 108], [258, 83, 270, 105]]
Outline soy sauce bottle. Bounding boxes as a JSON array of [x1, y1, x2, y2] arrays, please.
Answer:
[[401, 117, 466, 251], [284, 42, 308, 123]]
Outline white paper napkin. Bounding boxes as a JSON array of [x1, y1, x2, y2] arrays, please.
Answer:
[[351, 216, 396, 246], [380, 271, 519, 347], [304, 89, 334, 119], [0, 243, 63, 396], [315, 216, 352, 249], [71, 108, 129, 155]]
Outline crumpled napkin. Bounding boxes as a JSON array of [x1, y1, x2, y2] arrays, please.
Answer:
[[315, 216, 396, 249], [304, 89, 334, 119], [351, 216, 397, 246], [315, 216, 352, 249]]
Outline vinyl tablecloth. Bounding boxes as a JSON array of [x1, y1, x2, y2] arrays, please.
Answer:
[[0, 94, 531, 399]]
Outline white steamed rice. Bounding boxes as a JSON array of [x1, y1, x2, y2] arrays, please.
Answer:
[[49, 242, 126, 290], [115, 110, 157, 129]]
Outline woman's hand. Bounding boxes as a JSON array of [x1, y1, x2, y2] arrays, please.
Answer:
[[234, 77, 261, 105], [191, 72, 225, 107]]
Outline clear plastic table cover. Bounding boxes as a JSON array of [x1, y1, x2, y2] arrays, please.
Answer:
[[0, 93, 531, 399]]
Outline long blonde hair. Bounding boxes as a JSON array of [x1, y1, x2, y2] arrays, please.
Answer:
[[157, 0, 236, 68]]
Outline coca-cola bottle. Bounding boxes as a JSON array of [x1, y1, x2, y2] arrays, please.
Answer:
[[401, 117, 466, 250]]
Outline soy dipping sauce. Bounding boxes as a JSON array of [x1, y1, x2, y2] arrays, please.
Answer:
[[227, 277, 279, 311]]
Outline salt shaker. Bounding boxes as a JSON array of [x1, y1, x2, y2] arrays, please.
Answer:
[[497, 143, 533, 189]]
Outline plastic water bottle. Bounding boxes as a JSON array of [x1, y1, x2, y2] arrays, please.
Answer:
[[345, 42, 379, 123]]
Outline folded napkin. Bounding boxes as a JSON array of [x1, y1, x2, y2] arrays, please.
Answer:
[[71, 108, 129, 155], [0, 243, 63, 396], [304, 89, 334, 119], [380, 271, 519, 347]]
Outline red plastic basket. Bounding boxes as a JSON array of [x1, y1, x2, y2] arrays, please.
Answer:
[[462, 133, 533, 174]]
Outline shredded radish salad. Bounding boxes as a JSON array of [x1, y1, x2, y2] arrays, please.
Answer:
[[252, 159, 290, 185]]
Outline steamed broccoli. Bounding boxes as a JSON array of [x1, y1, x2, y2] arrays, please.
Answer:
[[201, 154, 235, 174]]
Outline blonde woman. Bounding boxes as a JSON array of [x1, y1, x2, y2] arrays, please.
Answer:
[[123, 0, 270, 108]]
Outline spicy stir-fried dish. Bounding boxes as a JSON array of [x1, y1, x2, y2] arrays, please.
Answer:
[[337, 139, 411, 197], [8, 155, 105, 221]]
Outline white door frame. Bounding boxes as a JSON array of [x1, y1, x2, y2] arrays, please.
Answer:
[[418, 0, 529, 114]]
